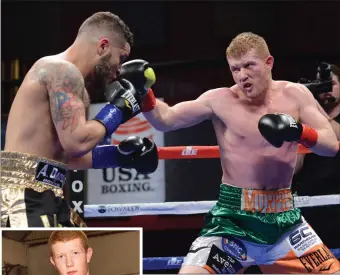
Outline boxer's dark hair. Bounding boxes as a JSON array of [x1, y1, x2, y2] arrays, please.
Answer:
[[78, 11, 134, 47]]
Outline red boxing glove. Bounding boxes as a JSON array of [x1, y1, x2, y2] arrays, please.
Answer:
[[299, 124, 318, 148], [141, 88, 157, 112]]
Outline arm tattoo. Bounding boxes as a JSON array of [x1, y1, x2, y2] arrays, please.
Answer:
[[50, 92, 83, 131], [34, 61, 86, 132]]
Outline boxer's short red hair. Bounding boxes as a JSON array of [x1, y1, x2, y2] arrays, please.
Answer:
[[48, 231, 89, 257], [226, 32, 270, 60]]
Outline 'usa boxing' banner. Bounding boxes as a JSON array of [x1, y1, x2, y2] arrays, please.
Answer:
[[86, 102, 165, 204]]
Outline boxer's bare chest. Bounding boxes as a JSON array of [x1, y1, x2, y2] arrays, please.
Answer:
[[212, 89, 300, 147]]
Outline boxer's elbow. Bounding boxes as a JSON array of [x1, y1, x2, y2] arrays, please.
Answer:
[[315, 129, 339, 157], [317, 140, 339, 157], [63, 122, 105, 157], [63, 142, 90, 158], [67, 152, 92, 170], [329, 141, 339, 156], [326, 132, 339, 156], [151, 122, 174, 132], [61, 135, 96, 158]]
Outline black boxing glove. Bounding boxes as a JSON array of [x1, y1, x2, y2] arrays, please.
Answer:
[[92, 136, 159, 174], [258, 113, 318, 148], [93, 79, 142, 136], [119, 59, 157, 112], [117, 136, 159, 173], [119, 59, 155, 94]]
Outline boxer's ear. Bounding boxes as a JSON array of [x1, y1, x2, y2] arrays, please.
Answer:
[[86, 247, 93, 263], [98, 38, 110, 56], [50, 257, 56, 267], [265, 55, 274, 70]]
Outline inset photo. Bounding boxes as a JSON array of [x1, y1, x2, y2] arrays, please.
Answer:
[[2, 229, 141, 275]]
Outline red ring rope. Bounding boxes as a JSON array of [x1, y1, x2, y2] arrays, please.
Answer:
[[157, 143, 340, 160]]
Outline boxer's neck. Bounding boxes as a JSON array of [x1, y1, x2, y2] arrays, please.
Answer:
[[63, 39, 97, 78], [247, 78, 274, 106]]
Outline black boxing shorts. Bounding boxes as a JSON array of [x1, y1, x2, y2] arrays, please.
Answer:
[[1, 151, 86, 227]]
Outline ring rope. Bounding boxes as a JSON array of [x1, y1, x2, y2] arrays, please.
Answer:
[[87, 142, 340, 269], [157, 142, 340, 160], [85, 194, 340, 217], [143, 250, 340, 270]]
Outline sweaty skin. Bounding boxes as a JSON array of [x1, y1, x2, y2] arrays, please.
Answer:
[[213, 82, 302, 189], [5, 55, 95, 163], [144, 83, 337, 190], [5, 40, 130, 168], [143, 49, 338, 190]]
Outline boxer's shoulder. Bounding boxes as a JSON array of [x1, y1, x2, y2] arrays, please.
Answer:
[[33, 57, 81, 76], [198, 87, 234, 109], [279, 80, 305, 94], [279, 80, 312, 102], [30, 57, 84, 88], [202, 87, 235, 99]]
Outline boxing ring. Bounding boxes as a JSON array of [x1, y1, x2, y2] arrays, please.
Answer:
[[84, 143, 340, 272]]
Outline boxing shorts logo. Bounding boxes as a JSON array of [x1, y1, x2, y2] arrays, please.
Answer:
[[221, 236, 247, 261], [288, 224, 322, 257], [206, 245, 243, 274], [35, 161, 67, 188], [241, 188, 294, 213], [298, 244, 336, 273]]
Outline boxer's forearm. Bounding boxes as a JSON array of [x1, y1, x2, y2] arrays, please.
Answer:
[[68, 152, 93, 170], [143, 99, 211, 132], [143, 99, 174, 131], [66, 120, 106, 157], [67, 145, 120, 170], [308, 129, 339, 157]]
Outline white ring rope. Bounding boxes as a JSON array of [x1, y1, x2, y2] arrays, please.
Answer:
[[84, 194, 340, 218]]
